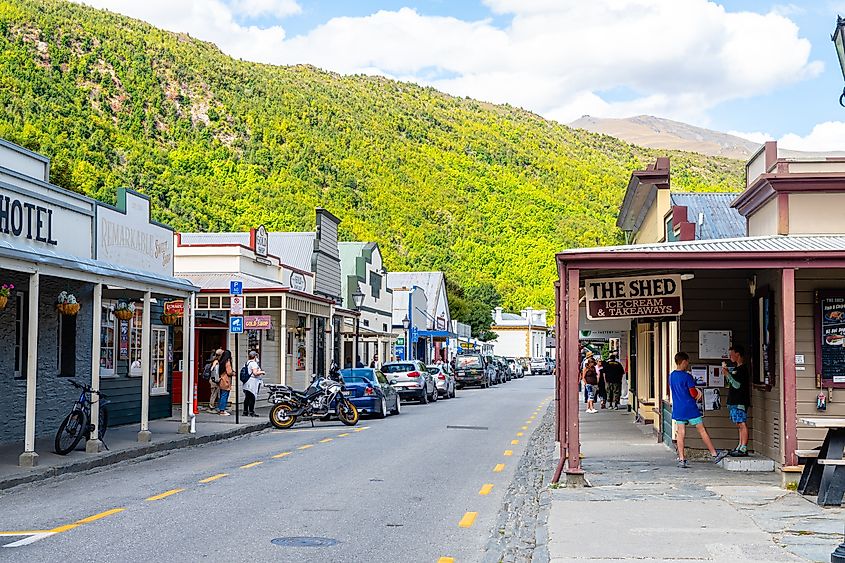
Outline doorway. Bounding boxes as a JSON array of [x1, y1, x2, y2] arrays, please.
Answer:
[[196, 328, 227, 402]]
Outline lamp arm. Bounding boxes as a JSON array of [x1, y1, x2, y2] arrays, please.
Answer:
[[840, 86, 845, 108]]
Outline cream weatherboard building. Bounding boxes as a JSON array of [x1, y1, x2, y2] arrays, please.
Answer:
[[490, 307, 548, 359]]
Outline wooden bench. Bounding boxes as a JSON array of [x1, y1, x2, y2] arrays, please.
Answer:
[[798, 419, 845, 506]]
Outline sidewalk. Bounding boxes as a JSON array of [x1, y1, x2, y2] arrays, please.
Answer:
[[0, 405, 271, 491], [547, 407, 845, 562]]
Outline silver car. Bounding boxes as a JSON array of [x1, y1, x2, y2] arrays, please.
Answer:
[[427, 364, 456, 399], [382, 360, 438, 404]]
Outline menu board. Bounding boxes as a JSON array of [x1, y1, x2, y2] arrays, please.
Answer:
[[817, 291, 845, 386]]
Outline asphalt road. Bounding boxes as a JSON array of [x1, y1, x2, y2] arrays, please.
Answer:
[[0, 374, 553, 563]]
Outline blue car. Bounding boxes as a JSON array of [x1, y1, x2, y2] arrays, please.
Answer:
[[339, 368, 401, 418]]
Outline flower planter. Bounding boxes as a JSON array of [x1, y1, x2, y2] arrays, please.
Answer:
[[160, 313, 179, 325], [114, 309, 134, 321], [0, 295, 7, 310], [57, 302, 80, 316]]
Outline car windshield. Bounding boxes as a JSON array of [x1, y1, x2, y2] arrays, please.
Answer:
[[382, 363, 415, 374], [339, 369, 375, 384], [426, 366, 440, 374], [457, 356, 483, 368]]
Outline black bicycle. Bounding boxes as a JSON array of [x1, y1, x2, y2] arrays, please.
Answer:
[[54, 380, 110, 455]]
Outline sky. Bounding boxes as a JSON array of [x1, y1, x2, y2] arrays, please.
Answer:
[[73, 0, 845, 151]]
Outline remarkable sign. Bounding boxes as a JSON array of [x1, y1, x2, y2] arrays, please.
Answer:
[[585, 274, 683, 320]]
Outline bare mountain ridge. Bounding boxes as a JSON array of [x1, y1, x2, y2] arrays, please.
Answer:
[[570, 115, 760, 160]]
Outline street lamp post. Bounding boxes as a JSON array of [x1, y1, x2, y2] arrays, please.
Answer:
[[833, 16, 845, 106], [402, 315, 411, 361], [352, 289, 364, 368]]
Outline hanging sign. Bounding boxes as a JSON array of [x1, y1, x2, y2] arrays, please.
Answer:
[[164, 300, 184, 315], [290, 272, 306, 291], [245, 315, 272, 330], [585, 274, 683, 320], [253, 225, 268, 258]]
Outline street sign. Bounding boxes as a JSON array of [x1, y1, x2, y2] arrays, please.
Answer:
[[230, 280, 243, 295], [396, 337, 405, 345], [411, 327, 419, 343], [230, 316, 244, 333], [230, 295, 244, 316]]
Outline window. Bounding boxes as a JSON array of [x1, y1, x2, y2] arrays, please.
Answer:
[[14, 291, 27, 379], [58, 314, 77, 377], [100, 304, 115, 376], [129, 308, 143, 376], [151, 326, 168, 395], [369, 272, 382, 298]]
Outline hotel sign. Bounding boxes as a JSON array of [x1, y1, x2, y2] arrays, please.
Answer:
[[585, 274, 683, 320]]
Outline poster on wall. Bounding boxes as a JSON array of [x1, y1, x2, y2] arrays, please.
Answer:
[[119, 320, 129, 360], [691, 365, 708, 386], [699, 330, 731, 359], [709, 365, 725, 387], [816, 290, 845, 387]]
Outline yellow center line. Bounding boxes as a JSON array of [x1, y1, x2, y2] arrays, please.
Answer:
[[525, 420, 532, 424], [521, 426, 528, 430], [493, 463, 505, 472], [240, 461, 263, 469], [458, 512, 478, 528], [272, 452, 292, 459], [438, 558, 455, 563], [337, 433, 350, 437], [73, 508, 126, 525], [516, 432, 524, 436], [319, 438, 333, 443], [298, 444, 314, 450], [479, 483, 494, 495], [504, 450, 513, 456], [146, 489, 185, 501], [50, 524, 80, 533], [511, 439, 519, 445], [199, 473, 229, 483]]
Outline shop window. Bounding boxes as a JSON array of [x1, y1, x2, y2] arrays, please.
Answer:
[[100, 303, 115, 376], [14, 291, 27, 380], [57, 314, 77, 377], [129, 308, 143, 376], [369, 272, 382, 298], [248, 330, 262, 359], [151, 326, 168, 395]]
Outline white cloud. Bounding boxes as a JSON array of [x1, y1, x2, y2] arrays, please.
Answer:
[[778, 121, 845, 151], [728, 130, 773, 144], [231, 0, 301, 19], [73, 0, 822, 126]]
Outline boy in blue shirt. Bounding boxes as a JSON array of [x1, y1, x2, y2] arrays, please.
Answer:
[[669, 351, 730, 468]]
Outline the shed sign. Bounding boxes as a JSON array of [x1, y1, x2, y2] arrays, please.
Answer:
[[586, 274, 683, 320]]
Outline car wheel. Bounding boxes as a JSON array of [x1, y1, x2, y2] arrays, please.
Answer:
[[391, 394, 401, 415], [377, 397, 388, 419], [419, 388, 428, 404], [449, 385, 456, 399], [430, 386, 438, 402]]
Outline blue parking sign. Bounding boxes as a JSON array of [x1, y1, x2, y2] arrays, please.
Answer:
[[230, 280, 243, 295], [230, 316, 244, 333]]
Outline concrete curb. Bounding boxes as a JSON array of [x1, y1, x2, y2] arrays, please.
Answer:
[[0, 421, 271, 492]]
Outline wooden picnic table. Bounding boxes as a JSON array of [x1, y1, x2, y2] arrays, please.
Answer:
[[798, 417, 845, 506]]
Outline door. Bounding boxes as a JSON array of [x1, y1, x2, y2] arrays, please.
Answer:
[[196, 329, 227, 402]]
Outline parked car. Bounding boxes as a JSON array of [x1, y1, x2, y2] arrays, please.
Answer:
[[530, 357, 550, 375], [507, 358, 525, 378], [339, 368, 401, 418], [382, 360, 438, 404], [517, 357, 532, 375], [484, 355, 502, 385], [495, 356, 511, 382], [427, 364, 456, 399], [454, 354, 492, 388]]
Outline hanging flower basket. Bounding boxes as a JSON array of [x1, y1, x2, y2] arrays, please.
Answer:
[[112, 300, 135, 321], [56, 291, 80, 316], [160, 313, 179, 325], [0, 283, 14, 310]]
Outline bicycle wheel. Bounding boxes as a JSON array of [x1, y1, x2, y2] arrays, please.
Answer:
[[55, 411, 87, 455], [98, 407, 109, 441]]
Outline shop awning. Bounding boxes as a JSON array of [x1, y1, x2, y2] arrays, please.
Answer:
[[0, 243, 197, 295], [418, 330, 455, 340]]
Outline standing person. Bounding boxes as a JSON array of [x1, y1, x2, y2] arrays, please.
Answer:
[[369, 354, 379, 369], [596, 358, 607, 409], [355, 355, 366, 368], [581, 358, 599, 413], [603, 354, 625, 410], [723, 344, 751, 457], [206, 349, 222, 413], [217, 350, 233, 416], [670, 352, 730, 468], [243, 350, 264, 417], [581, 351, 594, 405]]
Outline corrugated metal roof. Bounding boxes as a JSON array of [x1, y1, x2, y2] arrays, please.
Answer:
[[177, 271, 285, 291], [670, 192, 744, 239], [558, 235, 845, 256]]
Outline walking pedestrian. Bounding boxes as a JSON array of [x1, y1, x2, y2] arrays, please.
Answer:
[[723, 344, 750, 457], [206, 349, 222, 413], [243, 350, 264, 417], [603, 354, 625, 409], [670, 351, 729, 468], [217, 350, 233, 416], [581, 358, 599, 413]]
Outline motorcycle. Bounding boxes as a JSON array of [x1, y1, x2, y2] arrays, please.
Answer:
[[266, 362, 359, 429]]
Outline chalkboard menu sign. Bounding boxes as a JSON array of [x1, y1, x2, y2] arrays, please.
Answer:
[[816, 291, 845, 387]]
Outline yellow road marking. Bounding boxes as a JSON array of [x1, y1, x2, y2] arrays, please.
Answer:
[[50, 524, 80, 533], [0, 531, 50, 536], [504, 450, 513, 456], [438, 558, 455, 563], [525, 420, 532, 424], [146, 489, 185, 501], [199, 473, 229, 483], [479, 483, 494, 495], [521, 426, 528, 430], [511, 440, 519, 445], [338, 433, 350, 437], [458, 512, 478, 528], [516, 432, 524, 436], [298, 444, 314, 450], [74, 508, 125, 524], [493, 464, 505, 472], [240, 461, 263, 469], [319, 438, 333, 443], [272, 452, 292, 459]]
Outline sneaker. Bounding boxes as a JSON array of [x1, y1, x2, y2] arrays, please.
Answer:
[[678, 459, 689, 468], [219, 411, 230, 416], [713, 450, 730, 463], [729, 448, 749, 457]]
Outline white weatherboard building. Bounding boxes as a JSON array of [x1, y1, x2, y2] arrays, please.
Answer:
[[490, 307, 548, 358]]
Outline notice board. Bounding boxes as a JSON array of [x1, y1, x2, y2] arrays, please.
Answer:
[[699, 330, 731, 360], [816, 290, 845, 387]]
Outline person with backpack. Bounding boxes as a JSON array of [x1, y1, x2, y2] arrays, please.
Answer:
[[202, 349, 222, 413], [242, 350, 264, 417], [217, 350, 234, 416]]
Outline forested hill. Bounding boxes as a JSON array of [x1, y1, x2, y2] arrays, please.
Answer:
[[0, 0, 743, 313]]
